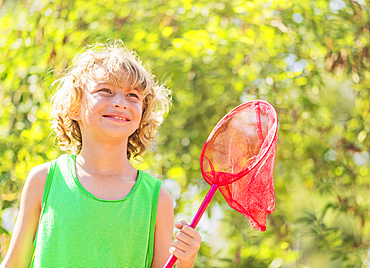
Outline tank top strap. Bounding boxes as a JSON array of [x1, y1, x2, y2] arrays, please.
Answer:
[[41, 159, 57, 212], [147, 178, 162, 264], [32, 158, 57, 248]]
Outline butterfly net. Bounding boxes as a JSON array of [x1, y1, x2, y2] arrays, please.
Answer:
[[200, 100, 278, 231]]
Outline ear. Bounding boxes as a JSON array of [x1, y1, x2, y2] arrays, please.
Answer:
[[68, 109, 81, 121]]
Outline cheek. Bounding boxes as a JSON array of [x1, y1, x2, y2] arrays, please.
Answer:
[[81, 95, 101, 114], [78, 95, 89, 112], [136, 102, 144, 118]]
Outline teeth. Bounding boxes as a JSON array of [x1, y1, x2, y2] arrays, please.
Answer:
[[112, 116, 126, 120]]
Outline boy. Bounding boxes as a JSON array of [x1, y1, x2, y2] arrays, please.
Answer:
[[1, 40, 201, 267]]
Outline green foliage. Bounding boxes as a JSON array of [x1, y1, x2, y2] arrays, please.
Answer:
[[1, 0, 369, 266]]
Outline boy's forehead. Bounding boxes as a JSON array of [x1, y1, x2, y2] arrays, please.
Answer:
[[85, 77, 131, 91], [90, 66, 127, 80], [87, 67, 132, 88]]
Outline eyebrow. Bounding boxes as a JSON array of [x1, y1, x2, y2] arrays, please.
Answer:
[[93, 83, 143, 95], [129, 87, 141, 92]]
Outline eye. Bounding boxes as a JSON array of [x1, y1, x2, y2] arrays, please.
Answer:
[[127, 93, 139, 98], [126, 90, 142, 100], [99, 88, 112, 94]]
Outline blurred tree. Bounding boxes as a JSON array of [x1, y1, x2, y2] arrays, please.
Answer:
[[0, 0, 369, 266]]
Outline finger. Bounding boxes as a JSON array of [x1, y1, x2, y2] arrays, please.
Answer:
[[170, 241, 197, 259], [178, 225, 202, 241], [175, 220, 188, 229], [170, 241, 199, 267], [173, 231, 202, 255], [173, 230, 195, 246], [169, 245, 190, 263], [171, 237, 190, 252]]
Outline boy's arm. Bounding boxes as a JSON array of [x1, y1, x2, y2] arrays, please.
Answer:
[[1, 163, 49, 268], [151, 187, 174, 268], [151, 187, 201, 268]]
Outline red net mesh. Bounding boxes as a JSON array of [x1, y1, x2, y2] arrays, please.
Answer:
[[200, 100, 278, 231]]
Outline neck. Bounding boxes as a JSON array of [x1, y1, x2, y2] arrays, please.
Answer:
[[77, 138, 135, 177]]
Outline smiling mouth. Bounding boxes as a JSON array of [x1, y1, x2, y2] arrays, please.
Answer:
[[103, 115, 129, 121]]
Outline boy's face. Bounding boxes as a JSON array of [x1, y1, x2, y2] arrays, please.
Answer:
[[71, 75, 143, 144]]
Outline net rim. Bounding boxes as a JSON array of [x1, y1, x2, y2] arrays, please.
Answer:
[[199, 100, 278, 186]]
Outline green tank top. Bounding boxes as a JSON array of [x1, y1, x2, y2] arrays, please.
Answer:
[[31, 154, 162, 268]]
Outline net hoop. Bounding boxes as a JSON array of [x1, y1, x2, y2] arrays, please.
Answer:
[[200, 100, 278, 186]]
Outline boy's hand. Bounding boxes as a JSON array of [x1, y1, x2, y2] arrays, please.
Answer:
[[169, 220, 202, 268]]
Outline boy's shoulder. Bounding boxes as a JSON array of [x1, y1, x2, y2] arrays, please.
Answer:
[[28, 162, 51, 179], [23, 162, 51, 208], [26, 162, 51, 189]]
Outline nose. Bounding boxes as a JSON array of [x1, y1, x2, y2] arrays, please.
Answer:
[[112, 96, 127, 109]]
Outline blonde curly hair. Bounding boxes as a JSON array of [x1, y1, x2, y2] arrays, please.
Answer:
[[50, 40, 171, 159]]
